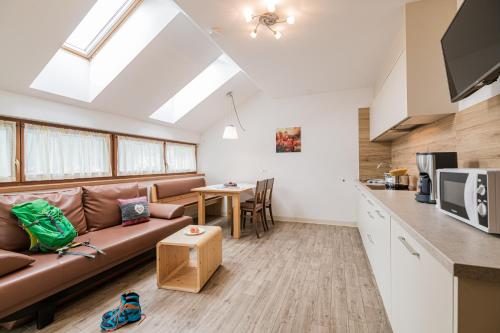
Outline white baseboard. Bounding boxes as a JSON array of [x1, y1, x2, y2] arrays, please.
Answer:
[[273, 216, 357, 227]]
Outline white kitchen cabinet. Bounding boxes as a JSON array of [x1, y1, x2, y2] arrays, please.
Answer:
[[369, 0, 457, 141], [391, 218, 453, 333], [370, 50, 408, 141], [356, 187, 392, 318]]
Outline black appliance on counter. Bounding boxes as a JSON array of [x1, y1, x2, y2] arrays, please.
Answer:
[[415, 152, 457, 204]]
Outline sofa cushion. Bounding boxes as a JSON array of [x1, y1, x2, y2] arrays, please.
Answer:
[[138, 186, 148, 198], [0, 250, 35, 277], [155, 177, 206, 199], [0, 188, 87, 251], [0, 215, 192, 319], [83, 183, 139, 231], [149, 203, 184, 220]]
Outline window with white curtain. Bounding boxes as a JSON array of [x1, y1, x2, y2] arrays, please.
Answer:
[[0, 120, 16, 182], [24, 124, 112, 181], [166, 143, 197, 173], [117, 136, 165, 176]]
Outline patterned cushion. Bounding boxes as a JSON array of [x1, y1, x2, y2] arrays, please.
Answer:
[[117, 196, 150, 227]]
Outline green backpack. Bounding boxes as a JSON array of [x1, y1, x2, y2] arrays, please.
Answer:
[[11, 199, 103, 258]]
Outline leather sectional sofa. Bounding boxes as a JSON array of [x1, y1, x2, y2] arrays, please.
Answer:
[[0, 182, 192, 329], [151, 177, 222, 214]]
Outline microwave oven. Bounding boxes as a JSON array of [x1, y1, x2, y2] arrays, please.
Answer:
[[437, 169, 500, 234]]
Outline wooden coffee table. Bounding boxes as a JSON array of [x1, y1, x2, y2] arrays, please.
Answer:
[[156, 225, 222, 293]]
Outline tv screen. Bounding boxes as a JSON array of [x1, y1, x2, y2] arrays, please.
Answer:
[[441, 0, 500, 102]]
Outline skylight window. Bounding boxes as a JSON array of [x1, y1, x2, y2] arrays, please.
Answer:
[[150, 54, 241, 123], [63, 0, 140, 59]]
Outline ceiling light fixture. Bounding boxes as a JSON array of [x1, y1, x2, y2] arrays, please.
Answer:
[[223, 92, 246, 140], [244, 3, 295, 39]]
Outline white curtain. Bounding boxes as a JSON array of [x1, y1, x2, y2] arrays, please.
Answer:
[[118, 136, 165, 176], [0, 120, 16, 182], [24, 124, 112, 181], [166, 143, 197, 173]]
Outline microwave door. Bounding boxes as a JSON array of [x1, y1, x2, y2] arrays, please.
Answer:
[[440, 172, 469, 220]]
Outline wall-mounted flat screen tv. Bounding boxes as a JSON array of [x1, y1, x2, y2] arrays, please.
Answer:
[[441, 0, 500, 102]]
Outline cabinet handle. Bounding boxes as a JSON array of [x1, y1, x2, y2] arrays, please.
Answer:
[[366, 199, 375, 206], [375, 210, 385, 219], [367, 233, 374, 244], [367, 211, 375, 219], [398, 236, 420, 258], [361, 193, 367, 198]]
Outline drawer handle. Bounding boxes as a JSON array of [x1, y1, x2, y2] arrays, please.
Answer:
[[398, 236, 420, 258], [375, 210, 385, 219], [367, 233, 374, 244], [361, 193, 367, 198], [367, 211, 375, 219], [367, 199, 374, 206]]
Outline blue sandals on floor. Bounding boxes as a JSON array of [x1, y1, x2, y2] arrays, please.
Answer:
[[100, 292, 145, 331]]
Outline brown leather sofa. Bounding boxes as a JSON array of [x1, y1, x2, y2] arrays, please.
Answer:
[[151, 177, 222, 216], [0, 182, 191, 329]]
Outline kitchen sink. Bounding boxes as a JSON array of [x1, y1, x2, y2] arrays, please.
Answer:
[[364, 184, 411, 191], [365, 184, 387, 190]]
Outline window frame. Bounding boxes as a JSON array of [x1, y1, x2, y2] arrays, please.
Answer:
[[166, 142, 198, 174], [61, 0, 143, 60], [116, 135, 167, 177], [0, 120, 20, 184], [23, 123, 113, 181], [0, 116, 198, 188]]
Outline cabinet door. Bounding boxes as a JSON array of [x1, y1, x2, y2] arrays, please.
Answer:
[[370, 50, 408, 140], [391, 219, 453, 333], [357, 190, 372, 248], [369, 205, 391, 318], [356, 190, 392, 318]]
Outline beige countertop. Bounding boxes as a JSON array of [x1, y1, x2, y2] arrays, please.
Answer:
[[358, 182, 500, 282]]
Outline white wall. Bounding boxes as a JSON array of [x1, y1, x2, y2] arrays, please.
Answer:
[[0, 89, 200, 143], [198, 88, 372, 225]]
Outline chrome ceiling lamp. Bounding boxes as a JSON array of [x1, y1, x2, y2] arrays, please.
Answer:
[[244, 1, 295, 40], [223, 92, 246, 140]]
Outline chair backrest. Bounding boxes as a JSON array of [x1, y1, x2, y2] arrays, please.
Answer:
[[266, 178, 275, 202], [254, 180, 267, 205]]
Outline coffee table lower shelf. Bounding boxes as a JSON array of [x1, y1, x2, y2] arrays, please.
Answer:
[[158, 260, 199, 292], [156, 226, 222, 293]]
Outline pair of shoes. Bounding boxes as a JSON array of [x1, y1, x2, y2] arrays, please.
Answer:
[[100, 292, 144, 331]]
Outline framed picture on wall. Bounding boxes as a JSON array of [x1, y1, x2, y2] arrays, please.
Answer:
[[276, 127, 301, 153]]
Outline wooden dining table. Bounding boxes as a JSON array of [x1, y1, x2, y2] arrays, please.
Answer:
[[191, 183, 255, 239]]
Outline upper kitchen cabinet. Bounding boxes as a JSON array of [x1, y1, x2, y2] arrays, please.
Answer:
[[370, 0, 458, 141]]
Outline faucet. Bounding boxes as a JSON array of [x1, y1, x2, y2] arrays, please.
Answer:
[[377, 162, 392, 170]]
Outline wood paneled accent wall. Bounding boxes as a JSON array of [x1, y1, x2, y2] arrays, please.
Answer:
[[358, 108, 392, 181], [391, 95, 500, 176]]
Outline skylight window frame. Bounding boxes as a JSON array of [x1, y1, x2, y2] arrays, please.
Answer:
[[61, 0, 143, 60], [150, 54, 241, 124]]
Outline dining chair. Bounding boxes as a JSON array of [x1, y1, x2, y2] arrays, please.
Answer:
[[265, 178, 275, 226], [247, 178, 275, 227], [237, 180, 267, 238]]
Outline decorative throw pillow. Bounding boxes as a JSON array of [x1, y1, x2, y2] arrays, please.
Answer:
[[117, 196, 150, 226], [0, 249, 35, 277]]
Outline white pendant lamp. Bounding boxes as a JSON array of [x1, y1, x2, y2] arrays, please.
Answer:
[[223, 92, 245, 140], [223, 125, 239, 139]]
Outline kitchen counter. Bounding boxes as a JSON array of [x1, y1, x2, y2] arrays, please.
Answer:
[[358, 182, 500, 282]]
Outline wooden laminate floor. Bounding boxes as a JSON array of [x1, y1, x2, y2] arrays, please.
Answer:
[[7, 221, 391, 333]]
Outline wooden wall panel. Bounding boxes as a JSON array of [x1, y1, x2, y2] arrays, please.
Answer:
[[358, 108, 392, 181], [391, 95, 500, 177]]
